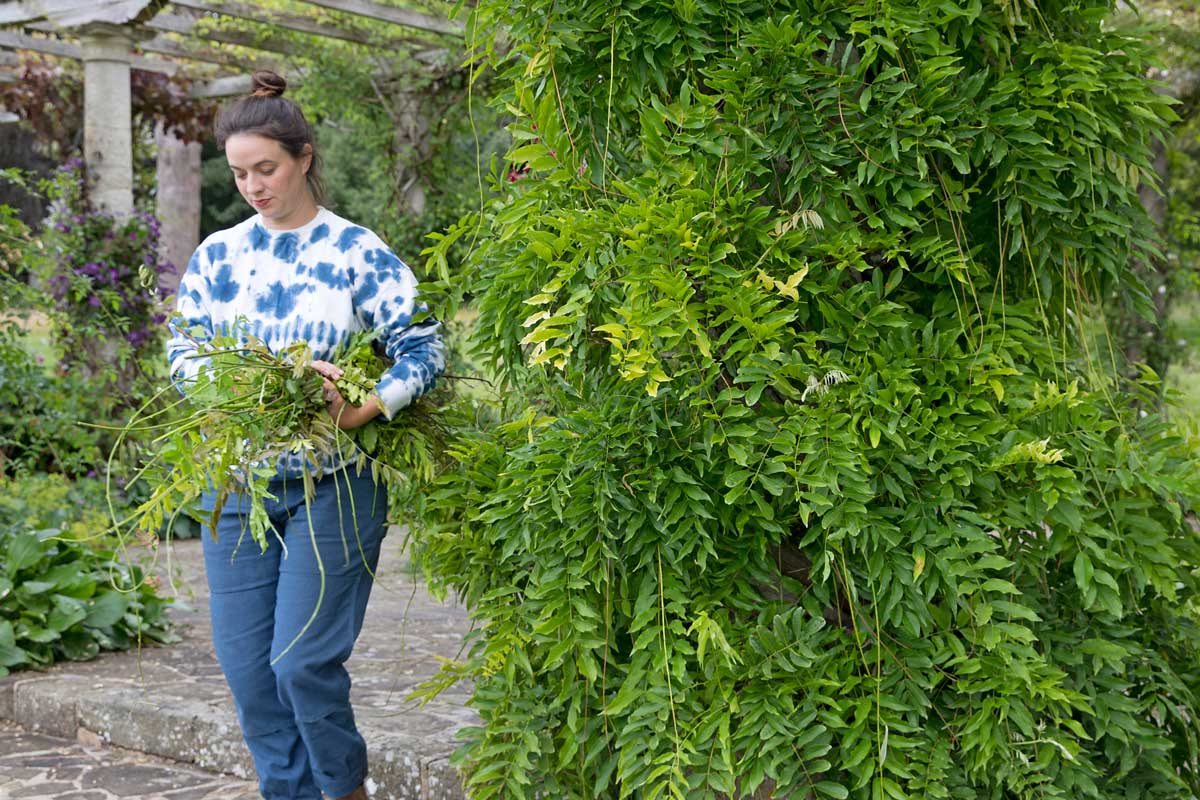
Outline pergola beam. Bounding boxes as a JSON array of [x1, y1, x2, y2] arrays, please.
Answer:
[[0, 35, 259, 97], [0, 0, 158, 28], [136, 32, 279, 72], [22, 20, 270, 71], [144, 9, 300, 56], [0, 28, 179, 73], [295, 0, 463, 37], [188, 72, 251, 97], [169, 0, 418, 51]]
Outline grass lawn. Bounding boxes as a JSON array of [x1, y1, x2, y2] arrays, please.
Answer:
[[1169, 295, 1200, 422], [4, 311, 58, 373]]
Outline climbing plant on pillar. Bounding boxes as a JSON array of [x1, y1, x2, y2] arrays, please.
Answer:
[[38, 160, 176, 388], [420, 1, 1200, 798]]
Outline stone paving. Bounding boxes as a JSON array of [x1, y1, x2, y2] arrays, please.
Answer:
[[0, 536, 477, 799], [0, 719, 258, 799]]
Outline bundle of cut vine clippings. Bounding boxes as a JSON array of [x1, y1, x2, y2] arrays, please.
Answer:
[[332, 330, 454, 498], [107, 327, 452, 554]]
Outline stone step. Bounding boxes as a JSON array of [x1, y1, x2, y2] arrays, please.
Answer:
[[0, 540, 476, 799]]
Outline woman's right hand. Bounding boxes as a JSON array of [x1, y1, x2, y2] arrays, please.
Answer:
[[310, 360, 381, 429]]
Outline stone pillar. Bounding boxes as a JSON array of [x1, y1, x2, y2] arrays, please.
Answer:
[[154, 122, 201, 295], [78, 24, 134, 214]]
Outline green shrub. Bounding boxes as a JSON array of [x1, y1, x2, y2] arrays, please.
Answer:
[[416, 1, 1200, 797], [0, 325, 106, 478], [0, 473, 111, 543], [0, 523, 177, 675]]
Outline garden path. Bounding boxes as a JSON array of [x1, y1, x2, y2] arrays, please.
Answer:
[[0, 535, 475, 799], [0, 718, 259, 799]]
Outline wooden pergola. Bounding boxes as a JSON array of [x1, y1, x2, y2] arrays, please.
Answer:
[[0, 0, 463, 275]]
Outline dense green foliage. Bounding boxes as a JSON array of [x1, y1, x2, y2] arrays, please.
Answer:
[[0, 473, 115, 543], [0, 195, 182, 672], [0, 325, 106, 476], [39, 160, 175, 367], [1099, 0, 1200, 387], [0, 181, 102, 477], [0, 503, 177, 676], [416, 1, 1200, 797]]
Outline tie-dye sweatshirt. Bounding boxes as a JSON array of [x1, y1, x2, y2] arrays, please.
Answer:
[[166, 207, 445, 477]]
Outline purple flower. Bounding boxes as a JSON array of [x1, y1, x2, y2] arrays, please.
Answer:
[[88, 295, 101, 308]]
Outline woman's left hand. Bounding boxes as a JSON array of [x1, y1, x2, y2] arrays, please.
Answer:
[[311, 360, 383, 430]]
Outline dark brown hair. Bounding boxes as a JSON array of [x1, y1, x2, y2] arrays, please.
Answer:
[[215, 71, 327, 205]]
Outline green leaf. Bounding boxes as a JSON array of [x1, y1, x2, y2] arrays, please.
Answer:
[[5, 532, 47, 576], [0, 621, 27, 667], [84, 592, 129, 630], [817, 781, 849, 799], [49, 595, 88, 632], [56, 631, 100, 662]]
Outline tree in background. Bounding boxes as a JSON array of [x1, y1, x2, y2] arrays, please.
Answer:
[[193, 2, 505, 274], [417, 1, 1200, 797], [1114, 0, 1200, 385]]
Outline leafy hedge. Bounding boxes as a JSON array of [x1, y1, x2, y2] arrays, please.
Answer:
[[417, 0, 1200, 798]]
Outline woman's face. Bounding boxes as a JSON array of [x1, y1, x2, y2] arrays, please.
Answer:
[[225, 133, 315, 230]]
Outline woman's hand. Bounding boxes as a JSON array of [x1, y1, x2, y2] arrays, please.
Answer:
[[310, 360, 383, 430]]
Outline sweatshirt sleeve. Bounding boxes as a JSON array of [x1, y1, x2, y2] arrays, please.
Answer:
[[165, 247, 214, 395], [351, 240, 445, 419]]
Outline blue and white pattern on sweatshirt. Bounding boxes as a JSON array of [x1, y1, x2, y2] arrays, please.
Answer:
[[166, 207, 445, 478]]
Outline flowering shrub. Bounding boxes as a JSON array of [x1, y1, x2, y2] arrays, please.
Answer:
[[41, 160, 174, 373]]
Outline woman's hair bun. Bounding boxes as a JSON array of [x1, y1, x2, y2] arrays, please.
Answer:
[[250, 70, 287, 98]]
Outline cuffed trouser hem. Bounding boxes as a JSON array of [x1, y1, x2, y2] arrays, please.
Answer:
[[243, 726, 322, 800], [319, 770, 369, 799]]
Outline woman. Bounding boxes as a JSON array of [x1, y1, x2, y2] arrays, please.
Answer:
[[165, 70, 444, 800]]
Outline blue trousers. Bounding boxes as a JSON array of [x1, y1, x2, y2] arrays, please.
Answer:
[[201, 466, 388, 800]]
